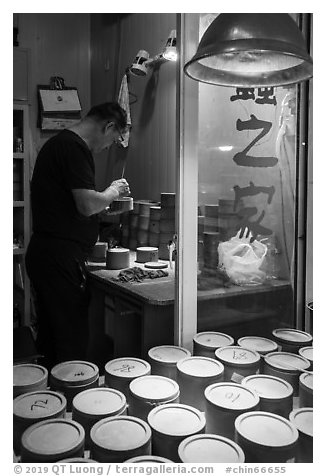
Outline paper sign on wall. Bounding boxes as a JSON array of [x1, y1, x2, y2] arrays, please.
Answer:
[[39, 89, 81, 112], [37, 86, 82, 131]]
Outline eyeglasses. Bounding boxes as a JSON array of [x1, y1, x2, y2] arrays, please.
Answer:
[[114, 125, 125, 145]]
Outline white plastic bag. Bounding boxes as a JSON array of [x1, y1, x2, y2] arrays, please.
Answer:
[[218, 229, 268, 285]]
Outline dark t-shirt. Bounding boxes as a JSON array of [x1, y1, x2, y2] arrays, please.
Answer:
[[31, 130, 99, 253]]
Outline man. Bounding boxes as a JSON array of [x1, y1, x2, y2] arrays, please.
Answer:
[[25, 102, 130, 369]]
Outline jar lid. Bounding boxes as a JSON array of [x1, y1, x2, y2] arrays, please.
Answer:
[[125, 456, 173, 463], [242, 374, 293, 400], [148, 345, 191, 365], [237, 336, 278, 355], [105, 358, 151, 379], [205, 382, 260, 410], [289, 408, 313, 437], [147, 403, 206, 436], [107, 248, 129, 254], [136, 246, 158, 252], [235, 411, 299, 449], [50, 361, 99, 387], [178, 434, 245, 463], [90, 416, 151, 451], [299, 372, 313, 391], [144, 262, 168, 269], [298, 346, 313, 362], [129, 375, 179, 402], [264, 352, 310, 373], [21, 418, 85, 458], [14, 390, 67, 420], [177, 356, 224, 377], [215, 346, 260, 367], [193, 332, 234, 349], [72, 388, 126, 417], [13, 364, 48, 389], [272, 328, 312, 344]]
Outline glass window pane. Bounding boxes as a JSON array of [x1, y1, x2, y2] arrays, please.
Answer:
[[196, 14, 299, 339]]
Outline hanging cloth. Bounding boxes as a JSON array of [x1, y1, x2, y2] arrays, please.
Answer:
[[118, 74, 132, 147]]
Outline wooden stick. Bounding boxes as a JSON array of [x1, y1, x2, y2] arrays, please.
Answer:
[[121, 162, 126, 178]]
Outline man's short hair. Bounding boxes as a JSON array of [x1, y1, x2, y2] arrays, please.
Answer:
[[86, 102, 127, 131]]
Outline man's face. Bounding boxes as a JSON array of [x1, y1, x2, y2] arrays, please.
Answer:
[[100, 122, 124, 152]]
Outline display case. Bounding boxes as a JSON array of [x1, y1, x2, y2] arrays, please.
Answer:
[[175, 14, 312, 349], [13, 103, 31, 326]]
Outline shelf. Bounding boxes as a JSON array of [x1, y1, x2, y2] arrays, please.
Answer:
[[13, 247, 25, 255], [13, 103, 31, 327], [197, 277, 291, 301]]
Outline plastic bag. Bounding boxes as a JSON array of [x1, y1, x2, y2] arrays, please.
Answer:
[[218, 229, 268, 285]]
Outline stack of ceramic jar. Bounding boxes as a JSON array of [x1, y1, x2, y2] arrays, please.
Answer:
[[158, 193, 176, 261]]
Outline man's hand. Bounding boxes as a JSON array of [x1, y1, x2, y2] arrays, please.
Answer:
[[109, 178, 130, 198], [72, 179, 131, 217]]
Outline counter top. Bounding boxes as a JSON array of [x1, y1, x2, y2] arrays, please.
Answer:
[[87, 251, 291, 307], [87, 252, 175, 306]]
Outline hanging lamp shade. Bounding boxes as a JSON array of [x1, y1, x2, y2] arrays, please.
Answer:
[[184, 13, 313, 87]]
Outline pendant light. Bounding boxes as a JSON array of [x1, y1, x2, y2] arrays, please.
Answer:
[[184, 13, 313, 87]]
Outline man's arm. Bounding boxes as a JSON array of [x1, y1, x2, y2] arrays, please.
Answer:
[[72, 178, 130, 216]]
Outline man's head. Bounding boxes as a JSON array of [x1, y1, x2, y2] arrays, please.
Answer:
[[84, 102, 128, 153]]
